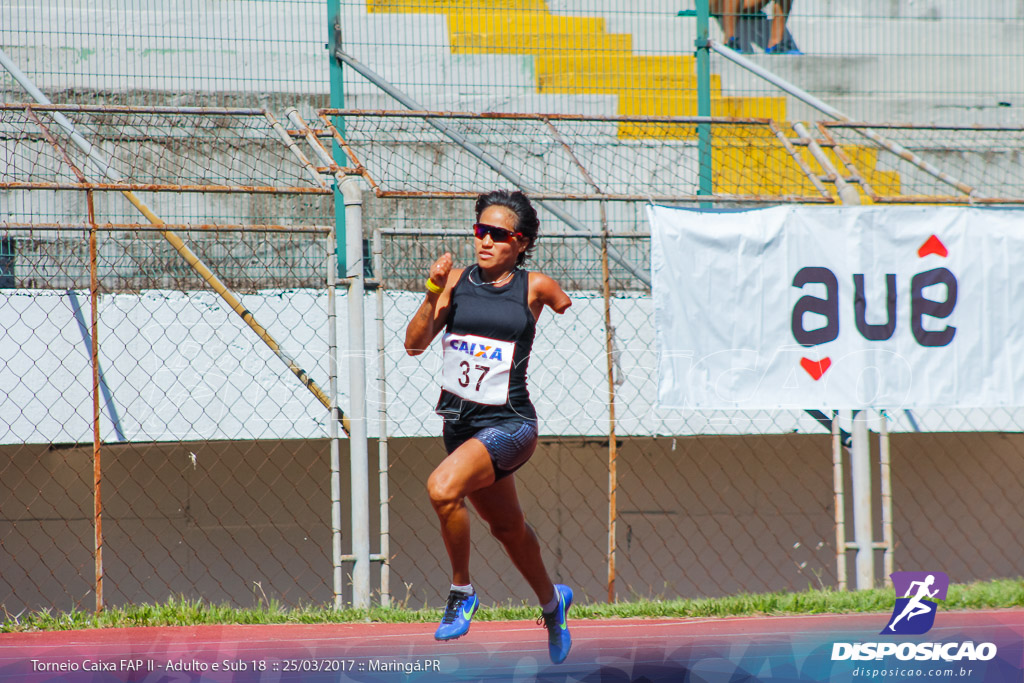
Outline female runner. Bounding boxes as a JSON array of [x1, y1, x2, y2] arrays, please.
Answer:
[[404, 189, 574, 664]]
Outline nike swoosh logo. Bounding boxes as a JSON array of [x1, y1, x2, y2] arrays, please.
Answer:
[[461, 600, 476, 620]]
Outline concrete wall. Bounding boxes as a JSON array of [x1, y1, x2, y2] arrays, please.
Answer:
[[0, 439, 333, 613], [3, 431, 1022, 613]]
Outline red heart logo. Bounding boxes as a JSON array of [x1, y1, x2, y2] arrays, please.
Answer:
[[800, 357, 832, 381], [918, 235, 948, 258]]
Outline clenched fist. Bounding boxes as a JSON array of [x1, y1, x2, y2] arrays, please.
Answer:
[[428, 252, 453, 290]]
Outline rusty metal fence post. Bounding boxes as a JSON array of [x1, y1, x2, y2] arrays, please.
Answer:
[[88, 196, 103, 613], [601, 219, 618, 603]]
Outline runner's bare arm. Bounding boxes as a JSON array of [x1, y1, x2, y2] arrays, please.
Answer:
[[528, 272, 572, 321], [405, 254, 460, 356]]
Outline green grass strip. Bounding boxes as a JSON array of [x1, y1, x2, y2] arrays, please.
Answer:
[[3, 579, 1021, 633]]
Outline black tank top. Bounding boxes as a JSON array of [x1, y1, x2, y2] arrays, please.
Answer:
[[435, 266, 537, 426]]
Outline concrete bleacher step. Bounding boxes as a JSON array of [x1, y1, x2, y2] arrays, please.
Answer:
[[714, 147, 810, 196], [448, 11, 631, 54], [619, 94, 787, 118], [822, 146, 902, 202], [367, 0, 547, 12], [453, 32, 632, 54], [713, 52, 1023, 124], [709, 141, 901, 199], [535, 55, 718, 94]]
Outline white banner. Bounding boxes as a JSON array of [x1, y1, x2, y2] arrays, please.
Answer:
[[650, 205, 1024, 410]]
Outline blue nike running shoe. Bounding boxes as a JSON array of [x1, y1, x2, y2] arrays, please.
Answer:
[[765, 42, 804, 55], [434, 590, 479, 641], [539, 584, 573, 663]]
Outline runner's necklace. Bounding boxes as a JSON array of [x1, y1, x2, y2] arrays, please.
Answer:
[[468, 265, 516, 287]]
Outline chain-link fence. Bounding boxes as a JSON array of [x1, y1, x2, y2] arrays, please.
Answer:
[[348, 109, 1024, 607], [4, 102, 1024, 616], [0, 226, 341, 614], [1, 104, 344, 614], [368, 230, 1024, 609], [7, 223, 1024, 614], [371, 225, 842, 607]]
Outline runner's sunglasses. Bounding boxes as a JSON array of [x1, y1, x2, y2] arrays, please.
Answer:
[[473, 223, 521, 242]]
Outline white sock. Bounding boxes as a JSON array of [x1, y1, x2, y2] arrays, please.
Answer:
[[451, 583, 474, 596], [541, 590, 559, 614]]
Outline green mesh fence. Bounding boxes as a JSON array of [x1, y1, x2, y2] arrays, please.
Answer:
[[1, 1, 327, 103], [4, 2, 1021, 124], [334, 1, 1022, 125]]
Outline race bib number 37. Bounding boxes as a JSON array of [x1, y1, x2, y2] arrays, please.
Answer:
[[441, 332, 515, 405]]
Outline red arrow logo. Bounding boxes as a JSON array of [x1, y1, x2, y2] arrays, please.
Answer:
[[918, 235, 948, 258], [800, 357, 832, 381]]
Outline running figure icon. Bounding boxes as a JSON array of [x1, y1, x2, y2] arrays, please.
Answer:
[[888, 575, 939, 631]]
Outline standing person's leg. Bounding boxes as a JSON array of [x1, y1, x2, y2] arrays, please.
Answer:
[[468, 475, 573, 664], [719, 0, 777, 53], [716, 0, 741, 46], [766, 0, 799, 51], [426, 438, 495, 640]]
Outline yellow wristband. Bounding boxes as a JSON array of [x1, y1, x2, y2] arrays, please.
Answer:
[[425, 278, 444, 295]]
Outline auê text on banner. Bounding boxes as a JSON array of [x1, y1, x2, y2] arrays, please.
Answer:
[[649, 205, 1024, 410]]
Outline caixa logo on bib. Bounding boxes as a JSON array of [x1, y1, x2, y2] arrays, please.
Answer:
[[792, 235, 956, 380]]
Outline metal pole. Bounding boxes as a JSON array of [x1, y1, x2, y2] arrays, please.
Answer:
[[330, 45, 651, 288], [265, 111, 330, 190], [373, 228, 391, 607], [24, 105, 129, 444], [711, 41, 845, 119], [832, 411, 847, 591], [695, 0, 714, 208], [539, 119, 618, 599], [327, 197, 344, 608], [88, 191, 103, 613], [851, 410, 875, 590], [268, 106, 348, 604], [340, 175, 371, 609], [792, 121, 862, 206], [601, 205, 617, 603], [283, 106, 392, 583], [328, 0, 348, 277], [879, 410, 894, 585]]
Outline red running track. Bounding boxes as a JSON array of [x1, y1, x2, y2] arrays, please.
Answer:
[[1, 608, 1022, 682]]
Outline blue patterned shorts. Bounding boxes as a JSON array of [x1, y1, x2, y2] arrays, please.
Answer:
[[443, 420, 539, 480]]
